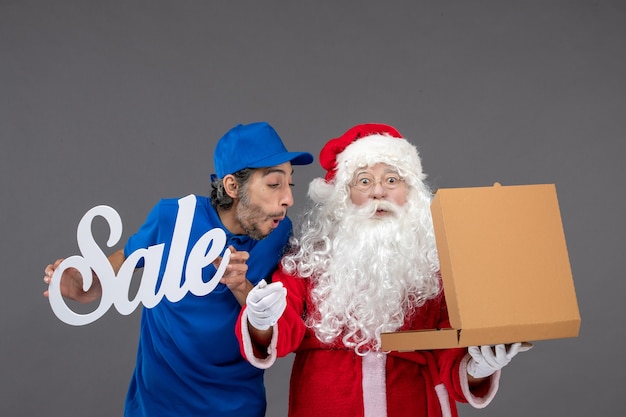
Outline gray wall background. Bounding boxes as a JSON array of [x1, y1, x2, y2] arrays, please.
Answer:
[[2, 1, 624, 416]]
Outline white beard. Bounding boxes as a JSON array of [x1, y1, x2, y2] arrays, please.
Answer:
[[307, 198, 440, 354]]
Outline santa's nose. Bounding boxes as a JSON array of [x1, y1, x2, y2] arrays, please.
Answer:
[[370, 182, 387, 198]]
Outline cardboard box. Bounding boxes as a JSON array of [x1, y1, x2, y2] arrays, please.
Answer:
[[381, 183, 580, 351]]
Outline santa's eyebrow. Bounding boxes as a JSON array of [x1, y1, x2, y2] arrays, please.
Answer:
[[355, 168, 400, 176]]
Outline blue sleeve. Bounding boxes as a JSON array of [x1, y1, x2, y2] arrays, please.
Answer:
[[247, 216, 293, 285], [124, 202, 161, 257], [123, 199, 181, 269]]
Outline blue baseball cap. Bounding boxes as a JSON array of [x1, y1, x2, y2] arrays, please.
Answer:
[[214, 122, 314, 178]]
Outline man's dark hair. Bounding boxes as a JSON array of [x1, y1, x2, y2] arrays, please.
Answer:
[[210, 168, 254, 210]]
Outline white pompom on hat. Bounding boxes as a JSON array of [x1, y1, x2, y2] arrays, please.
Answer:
[[309, 123, 426, 202]]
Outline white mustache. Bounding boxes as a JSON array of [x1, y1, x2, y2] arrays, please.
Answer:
[[353, 200, 401, 217]]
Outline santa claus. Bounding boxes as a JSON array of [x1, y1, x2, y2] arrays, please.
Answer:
[[236, 124, 530, 417]]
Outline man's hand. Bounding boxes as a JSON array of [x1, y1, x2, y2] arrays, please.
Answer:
[[246, 280, 287, 331], [214, 246, 252, 305], [467, 342, 533, 379], [43, 258, 102, 304]]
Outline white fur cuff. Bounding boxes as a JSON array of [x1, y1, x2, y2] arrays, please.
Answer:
[[240, 309, 279, 370], [459, 352, 501, 408]]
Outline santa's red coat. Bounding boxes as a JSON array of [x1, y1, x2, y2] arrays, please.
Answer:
[[237, 266, 500, 417]]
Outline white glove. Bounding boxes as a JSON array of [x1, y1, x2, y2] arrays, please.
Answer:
[[246, 280, 287, 331], [467, 342, 533, 378]]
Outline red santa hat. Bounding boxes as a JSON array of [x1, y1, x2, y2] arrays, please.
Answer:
[[309, 123, 426, 202]]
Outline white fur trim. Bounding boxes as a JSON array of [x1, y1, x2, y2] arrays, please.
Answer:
[[362, 352, 388, 417], [308, 177, 335, 203], [239, 309, 278, 370], [335, 134, 425, 187], [459, 353, 500, 408], [435, 383, 452, 417]]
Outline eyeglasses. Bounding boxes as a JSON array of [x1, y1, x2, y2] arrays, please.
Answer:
[[349, 172, 405, 193]]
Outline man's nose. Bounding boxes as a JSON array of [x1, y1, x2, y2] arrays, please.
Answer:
[[281, 187, 295, 207]]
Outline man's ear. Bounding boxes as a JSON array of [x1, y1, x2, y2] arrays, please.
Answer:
[[223, 175, 239, 199]]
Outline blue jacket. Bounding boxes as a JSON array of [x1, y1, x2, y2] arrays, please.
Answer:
[[123, 195, 291, 417]]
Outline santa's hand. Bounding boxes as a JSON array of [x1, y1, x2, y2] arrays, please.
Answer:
[[246, 280, 287, 331], [467, 342, 533, 378]]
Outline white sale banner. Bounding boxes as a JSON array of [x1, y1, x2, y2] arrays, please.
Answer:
[[48, 195, 231, 325]]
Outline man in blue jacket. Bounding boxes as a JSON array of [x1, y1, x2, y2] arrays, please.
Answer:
[[44, 122, 313, 417]]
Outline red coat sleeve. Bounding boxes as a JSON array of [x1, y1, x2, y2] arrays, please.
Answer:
[[273, 266, 310, 357], [235, 265, 310, 361]]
